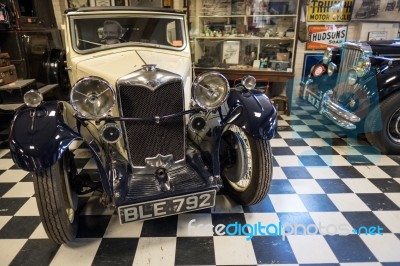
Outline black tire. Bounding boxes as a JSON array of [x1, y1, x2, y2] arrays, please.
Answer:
[[42, 49, 71, 101], [33, 150, 78, 244], [365, 92, 400, 154], [220, 124, 273, 206]]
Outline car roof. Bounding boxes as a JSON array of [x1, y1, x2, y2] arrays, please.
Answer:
[[65, 6, 184, 15]]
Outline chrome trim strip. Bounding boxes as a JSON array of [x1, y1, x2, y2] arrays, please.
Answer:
[[320, 90, 360, 130], [342, 42, 372, 54], [325, 100, 360, 123], [118, 66, 183, 92], [320, 109, 356, 130]]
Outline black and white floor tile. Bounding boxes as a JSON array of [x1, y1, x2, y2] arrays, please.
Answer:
[[1, 100, 400, 265]]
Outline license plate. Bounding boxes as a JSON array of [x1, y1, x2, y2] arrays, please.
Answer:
[[306, 90, 321, 108], [118, 190, 216, 224]]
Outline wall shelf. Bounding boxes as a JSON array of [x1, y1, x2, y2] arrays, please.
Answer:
[[188, 0, 300, 81]]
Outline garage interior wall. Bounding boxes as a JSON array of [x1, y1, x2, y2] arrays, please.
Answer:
[[54, 0, 400, 90], [294, 22, 400, 80]]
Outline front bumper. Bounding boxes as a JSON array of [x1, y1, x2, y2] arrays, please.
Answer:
[[110, 146, 222, 207], [302, 79, 361, 130]]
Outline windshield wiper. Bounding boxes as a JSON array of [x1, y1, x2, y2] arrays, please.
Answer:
[[79, 39, 102, 46], [128, 41, 162, 48]]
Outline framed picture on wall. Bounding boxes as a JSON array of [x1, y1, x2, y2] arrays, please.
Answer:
[[351, 0, 400, 22], [114, 0, 126, 6], [222, 41, 240, 65], [96, 0, 111, 6], [68, 0, 89, 8], [368, 31, 388, 41]]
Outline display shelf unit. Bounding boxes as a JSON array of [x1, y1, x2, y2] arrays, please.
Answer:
[[188, 0, 300, 81]]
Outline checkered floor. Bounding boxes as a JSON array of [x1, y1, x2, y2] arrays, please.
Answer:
[[1, 99, 400, 266]]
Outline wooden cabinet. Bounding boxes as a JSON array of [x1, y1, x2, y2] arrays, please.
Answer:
[[188, 0, 300, 82]]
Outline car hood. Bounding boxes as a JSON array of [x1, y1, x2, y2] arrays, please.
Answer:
[[73, 49, 191, 85]]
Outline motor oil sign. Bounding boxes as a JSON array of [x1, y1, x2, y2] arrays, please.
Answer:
[[306, 25, 347, 50], [307, 0, 353, 22]]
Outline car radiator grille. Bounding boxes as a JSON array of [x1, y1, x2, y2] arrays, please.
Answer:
[[118, 82, 185, 166], [333, 46, 363, 102]]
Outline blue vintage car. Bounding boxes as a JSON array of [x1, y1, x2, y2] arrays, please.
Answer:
[[301, 40, 400, 154]]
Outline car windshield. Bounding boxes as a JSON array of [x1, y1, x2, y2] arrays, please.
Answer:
[[70, 14, 186, 53]]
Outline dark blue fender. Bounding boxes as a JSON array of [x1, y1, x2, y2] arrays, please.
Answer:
[[9, 101, 112, 195], [9, 101, 110, 192], [224, 88, 277, 140], [9, 102, 80, 171]]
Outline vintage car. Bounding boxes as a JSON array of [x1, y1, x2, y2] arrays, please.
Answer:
[[8, 7, 277, 244], [355, 0, 379, 18], [301, 40, 400, 154], [386, 0, 396, 10]]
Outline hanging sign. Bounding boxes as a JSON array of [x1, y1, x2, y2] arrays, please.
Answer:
[[307, 0, 353, 22], [306, 25, 348, 50]]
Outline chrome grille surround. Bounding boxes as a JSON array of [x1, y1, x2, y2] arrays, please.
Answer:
[[116, 66, 185, 167], [333, 42, 371, 102], [318, 42, 372, 130]]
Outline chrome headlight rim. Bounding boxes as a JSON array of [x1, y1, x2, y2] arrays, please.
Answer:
[[70, 76, 116, 120], [355, 56, 371, 77], [328, 62, 337, 76], [348, 69, 358, 85], [100, 122, 122, 143], [192, 71, 230, 110], [24, 89, 43, 108], [322, 47, 333, 64], [241, 75, 257, 90]]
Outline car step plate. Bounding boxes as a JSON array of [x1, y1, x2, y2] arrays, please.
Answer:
[[118, 190, 216, 224]]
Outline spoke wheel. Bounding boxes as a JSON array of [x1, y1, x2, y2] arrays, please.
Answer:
[[387, 107, 400, 145], [220, 124, 272, 205], [365, 92, 400, 154]]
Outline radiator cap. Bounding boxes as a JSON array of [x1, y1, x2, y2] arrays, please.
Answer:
[[142, 64, 157, 72]]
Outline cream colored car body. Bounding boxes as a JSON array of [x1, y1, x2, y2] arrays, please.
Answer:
[[63, 10, 193, 111]]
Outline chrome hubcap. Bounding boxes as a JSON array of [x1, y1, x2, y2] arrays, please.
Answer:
[[387, 108, 400, 144], [222, 125, 252, 192]]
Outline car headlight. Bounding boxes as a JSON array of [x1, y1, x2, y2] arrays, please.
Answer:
[[322, 47, 333, 64], [327, 62, 337, 76], [312, 65, 325, 77], [192, 72, 230, 110], [348, 69, 358, 85], [70, 76, 115, 119], [241, 75, 256, 90], [355, 56, 371, 77], [24, 90, 43, 107]]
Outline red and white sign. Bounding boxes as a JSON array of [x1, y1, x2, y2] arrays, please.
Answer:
[[306, 25, 348, 50]]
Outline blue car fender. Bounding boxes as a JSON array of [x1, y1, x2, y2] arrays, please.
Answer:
[[9, 101, 81, 171], [224, 88, 277, 140]]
